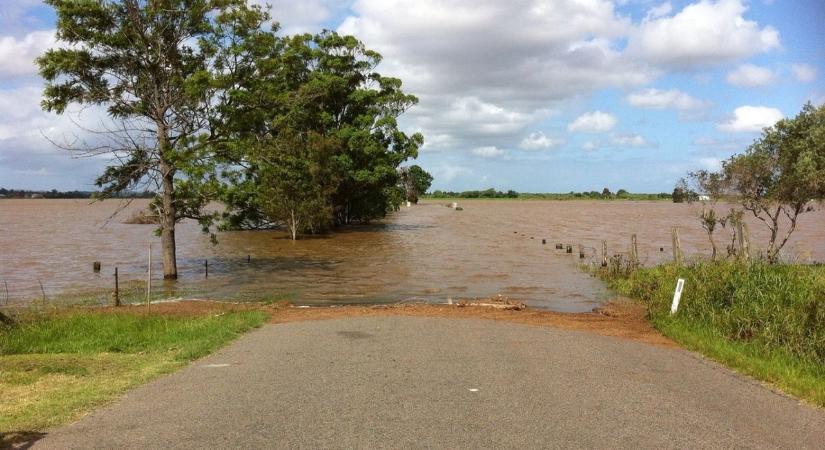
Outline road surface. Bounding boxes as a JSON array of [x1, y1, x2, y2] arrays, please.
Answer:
[[34, 317, 825, 449]]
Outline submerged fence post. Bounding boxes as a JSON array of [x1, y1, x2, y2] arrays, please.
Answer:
[[578, 244, 585, 259], [671, 227, 683, 266], [93, 261, 101, 273], [114, 267, 120, 307], [630, 234, 639, 267], [205, 259, 209, 279], [602, 241, 608, 267]]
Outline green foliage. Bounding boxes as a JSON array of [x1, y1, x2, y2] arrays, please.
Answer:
[[690, 103, 825, 262], [427, 189, 669, 200], [399, 165, 433, 203], [219, 31, 423, 234]]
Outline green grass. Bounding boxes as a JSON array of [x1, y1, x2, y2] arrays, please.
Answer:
[[598, 261, 825, 406], [0, 309, 268, 435]]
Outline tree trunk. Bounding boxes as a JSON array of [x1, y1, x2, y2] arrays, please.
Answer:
[[157, 119, 178, 279], [289, 208, 298, 240], [159, 160, 178, 279]]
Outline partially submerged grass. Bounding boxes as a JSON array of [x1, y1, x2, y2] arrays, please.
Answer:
[[0, 308, 268, 435], [597, 261, 825, 406]]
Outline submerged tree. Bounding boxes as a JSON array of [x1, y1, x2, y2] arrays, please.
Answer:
[[38, 0, 267, 278], [221, 31, 423, 232], [399, 165, 433, 204]]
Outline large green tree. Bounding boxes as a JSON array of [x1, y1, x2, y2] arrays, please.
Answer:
[[220, 31, 423, 233], [38, 0, 266, 278]]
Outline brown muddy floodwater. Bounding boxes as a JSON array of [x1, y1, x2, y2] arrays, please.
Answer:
[[1, 199, 824, 312]]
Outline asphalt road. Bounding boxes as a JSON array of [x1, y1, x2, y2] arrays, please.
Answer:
[[35, 317, 825, 449]]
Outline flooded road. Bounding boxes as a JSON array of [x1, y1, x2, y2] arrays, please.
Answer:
[[1, 199, 823, 311]]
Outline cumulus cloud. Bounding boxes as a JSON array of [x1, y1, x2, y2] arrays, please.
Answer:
[[519, 132, 564, 150], [568, 111, 617, 133], [791, 63, 817, 83], [470, 146, 506, 158], [0, 30, 55, 79], [625, 88, 707, 110], [338, 0, 656, 152], [725, 64, 775, 87], [627, 0, 780, 69], [718, 105, 783, 133]]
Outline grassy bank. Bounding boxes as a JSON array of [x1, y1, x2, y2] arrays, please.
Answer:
[[0, 307, 267, 436], [598, 261, 825, 406]]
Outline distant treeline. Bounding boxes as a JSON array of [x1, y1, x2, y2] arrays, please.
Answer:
[[426, 188, 671, 200], [0, 188, 154, 199]]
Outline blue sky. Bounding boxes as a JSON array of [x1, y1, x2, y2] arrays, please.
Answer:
[[0, 0, 822, 192]]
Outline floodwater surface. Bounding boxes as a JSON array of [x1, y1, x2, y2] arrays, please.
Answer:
[[1, 199, 823, 312]]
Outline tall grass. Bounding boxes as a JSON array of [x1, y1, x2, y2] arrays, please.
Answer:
[[599, 261, 825, 405]]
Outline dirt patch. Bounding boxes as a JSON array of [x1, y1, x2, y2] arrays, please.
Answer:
[[267, 300, 674, 348], [81, 298, 673, 348]]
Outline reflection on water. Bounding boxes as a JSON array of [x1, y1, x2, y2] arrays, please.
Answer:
[[1, 199, 823, 312]]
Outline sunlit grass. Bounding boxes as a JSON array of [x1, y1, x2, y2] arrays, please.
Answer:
[[0, 309, 268, 434]]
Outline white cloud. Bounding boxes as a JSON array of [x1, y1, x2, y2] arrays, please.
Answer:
[[628, 0, 780, 69], [625, 88, 707, 110], [519, 132, 563, 150], [611, 133, 655, 148], [718, 105, 783, 133], [791, 63, 817, 83], [725, 64, 775, 87], [470, 146, 506, 158], [0, 30, 55, 79], [568, 111, 617, 133], [339, 0, 655, 153], [645, 2, 673, 20]]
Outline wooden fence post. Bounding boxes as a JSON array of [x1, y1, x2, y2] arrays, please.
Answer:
[[114, 267, 120, 307], [672, 227, 683, 266], [630, 234, 639, 267]]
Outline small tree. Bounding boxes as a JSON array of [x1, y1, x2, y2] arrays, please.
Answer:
[[721, 103, 825, 263], [687, 170, 728, 260]]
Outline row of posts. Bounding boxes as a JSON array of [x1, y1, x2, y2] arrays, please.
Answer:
[[92, 248, 254, 307], [544, 223, 750, 267]]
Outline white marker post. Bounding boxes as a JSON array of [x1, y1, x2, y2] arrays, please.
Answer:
[[671, 278, 685, 314]]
